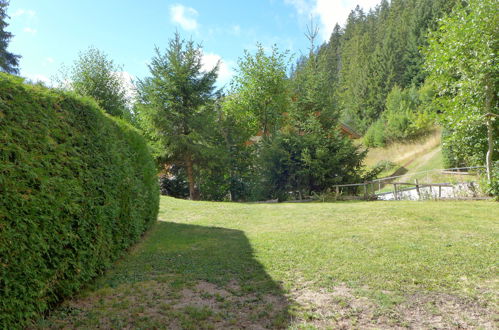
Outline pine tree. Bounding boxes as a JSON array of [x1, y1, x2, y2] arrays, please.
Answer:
[[0, 0, 20, 74], [137, 33, 219, 200]]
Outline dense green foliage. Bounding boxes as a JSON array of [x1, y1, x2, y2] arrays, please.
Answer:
[[211, 43, 366, 201], [56, 47, 132, 120], [424, 0, 498, 168], [136, 33, 219, 200], [288, 0, 496, 193], [0, 0, 20, 74], [0, 73, 159, 327], [136, 36, 367, 202], [363, 85, 435, 147], [259, 127, 365, 201], [227, 44, 290, 136]]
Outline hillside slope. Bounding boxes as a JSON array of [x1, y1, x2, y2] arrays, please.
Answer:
[[363, 130, 442, 170], [363, 130, 480, 189]]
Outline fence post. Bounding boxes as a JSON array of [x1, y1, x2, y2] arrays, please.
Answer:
[[415, 179, 421, 200], [335, 185, 339, 198], [363, 182, 368, 200], [393, 183, 398, 200], [438, 186, 442, 199]]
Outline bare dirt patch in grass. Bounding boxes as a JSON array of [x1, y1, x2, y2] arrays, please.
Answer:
[[37, 278, 289, 329], [397, 292, 497, 329], [290, 284, 497, 329], [291, 284, 378, 329]]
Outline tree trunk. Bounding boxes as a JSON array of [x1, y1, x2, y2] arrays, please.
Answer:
[[486, 117, 493, 183], [484, 74, 496, 184], [185, 155, 197, 200]]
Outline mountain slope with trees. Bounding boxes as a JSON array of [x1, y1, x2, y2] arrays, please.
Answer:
[[299, 0, 457, 134]]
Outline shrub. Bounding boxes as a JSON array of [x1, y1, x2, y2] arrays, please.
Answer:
[[258, 120, 366, 201], [364, 120, 386, 147], [363, 85, 436, 147], [0, 74, 159, 327]]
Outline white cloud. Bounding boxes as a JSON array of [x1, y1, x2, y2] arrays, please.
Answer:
[[113, 71, 138, 104], [170, 4, 199, 31], [285, 0, 313, 15], [23, 27, 37, 35], [42, 57, 55, 68], [12, 9, 36, 18], [25, 74, 50, 85], [286, 0, 380, 40], [201, 53, 234, 87]]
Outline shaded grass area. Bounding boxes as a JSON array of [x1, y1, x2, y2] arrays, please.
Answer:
[[38, 197, 498, 328], [36, 221, 289, 329]]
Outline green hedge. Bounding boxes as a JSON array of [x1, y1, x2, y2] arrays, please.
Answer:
[[0, 74, 159, 327]]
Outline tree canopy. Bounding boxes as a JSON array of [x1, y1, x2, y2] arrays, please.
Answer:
[[227, 44, 290, 136], [424, 0, 498, 167], [58, 47, 132, 119]]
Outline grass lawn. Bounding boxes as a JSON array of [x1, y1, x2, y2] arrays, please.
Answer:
[[37, 197, 498, 329]]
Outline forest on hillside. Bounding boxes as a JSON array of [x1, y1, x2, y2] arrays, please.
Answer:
[[2, 0, 497, 201]]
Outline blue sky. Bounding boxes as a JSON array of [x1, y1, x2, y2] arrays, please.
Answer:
[[7, 0, 380, 88]]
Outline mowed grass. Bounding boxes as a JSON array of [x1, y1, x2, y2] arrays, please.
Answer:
[[37, 197, 498, 329]]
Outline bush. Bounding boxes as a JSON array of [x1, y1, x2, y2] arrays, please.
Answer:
[[363, 120, 386, 147], [258, 120, 366, 201], [0, 74, 159, 327], [363, 85, 436, 148]]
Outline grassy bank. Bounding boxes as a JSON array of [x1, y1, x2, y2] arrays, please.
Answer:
[[37, 197, 498, 328]]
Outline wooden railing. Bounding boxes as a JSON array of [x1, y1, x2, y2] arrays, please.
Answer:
[[331, 166, 485, 200]]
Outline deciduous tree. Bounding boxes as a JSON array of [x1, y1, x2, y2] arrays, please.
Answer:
[[424, 0, 498, 172], [59, 47, 131, 119], [228, 44, 290, 136]]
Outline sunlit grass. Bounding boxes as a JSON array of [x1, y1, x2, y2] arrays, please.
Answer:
[[159, 197, 497, 295], [364, 129, 441, 168]]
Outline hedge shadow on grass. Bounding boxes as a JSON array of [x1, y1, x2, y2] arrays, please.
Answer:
[[45, 221, 291, 328]]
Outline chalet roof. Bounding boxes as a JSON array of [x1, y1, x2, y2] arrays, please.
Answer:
[[339, 122, 361, 139]]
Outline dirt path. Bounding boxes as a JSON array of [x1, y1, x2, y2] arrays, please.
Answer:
[[398, 146, 441, 180]]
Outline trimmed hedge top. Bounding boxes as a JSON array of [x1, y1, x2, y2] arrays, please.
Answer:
[[0, 74, 159, 327]]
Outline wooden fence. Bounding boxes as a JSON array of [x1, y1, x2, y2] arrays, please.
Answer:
[[331, 166, 485, 201]]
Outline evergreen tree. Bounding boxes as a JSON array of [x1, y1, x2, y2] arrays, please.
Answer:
[[0, 0, 20, 74], [291, 0, 459, 134], [137, 33, 218, 200], [290, 22, 338, 129]]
